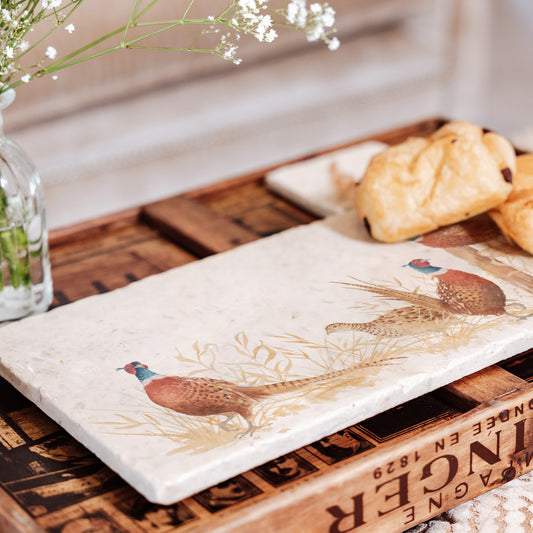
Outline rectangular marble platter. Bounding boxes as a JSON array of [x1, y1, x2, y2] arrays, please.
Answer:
[[2, 211, 533, 505]]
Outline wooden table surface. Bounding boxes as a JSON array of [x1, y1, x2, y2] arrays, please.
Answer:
[[1, 117, 532, 533]]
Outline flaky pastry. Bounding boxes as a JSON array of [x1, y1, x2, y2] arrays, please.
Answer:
[[489, 154, 533, 254], [353, 121, 515, 243]]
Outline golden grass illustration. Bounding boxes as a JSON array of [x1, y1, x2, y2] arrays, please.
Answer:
[[94, 331, 407, 454], [98, 315, 517, 454], [94, 262, 533, 454]]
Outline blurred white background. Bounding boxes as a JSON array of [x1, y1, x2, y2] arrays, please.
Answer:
[[3, 0, 533, 229]]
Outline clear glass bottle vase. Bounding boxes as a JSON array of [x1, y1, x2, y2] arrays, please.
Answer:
[[0, 89, 53, 321]]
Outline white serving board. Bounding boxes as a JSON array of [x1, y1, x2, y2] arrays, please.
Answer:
[[1, 211, 533, 504], [265, 141, 386, 217]]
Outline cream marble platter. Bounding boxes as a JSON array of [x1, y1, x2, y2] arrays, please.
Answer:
[[2, 212, 533, 505]]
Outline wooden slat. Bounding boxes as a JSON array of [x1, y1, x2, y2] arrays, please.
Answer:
[[0, 491, 43, 533], [52, 247, 174, 303], [49, 207, 142, 248], [440, 365, 528, 410], [499, 349, 533, 381], [51, 224, 167, 267], [202, 385, 533, 533], [141, 196, 260, 256], [199, 181, 316, 236], [50, 224, 196, 305]]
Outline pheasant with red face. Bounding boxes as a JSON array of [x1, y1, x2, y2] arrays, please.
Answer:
[[410, 215, 533, 295], [405, 259, 506, 315], [325, 258, 530, 336], [117, 361, 388, 437], [117, 362, 271, 436]]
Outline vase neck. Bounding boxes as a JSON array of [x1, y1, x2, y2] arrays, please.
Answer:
[[0, 89, 16, 137]]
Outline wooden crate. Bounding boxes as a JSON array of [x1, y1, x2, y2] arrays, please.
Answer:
[[1, 118, 532, 533]]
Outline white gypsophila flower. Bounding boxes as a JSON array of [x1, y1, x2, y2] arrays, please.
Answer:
[[1, 8, 11, 22], [223, 45, 237, 60], [238, 0, 258, 13], [45, 46, 57, 59], [65, 23, 75, 33], [322, 5, 335, 27], [286, 0, 308, 28], [286, 1, 298, 22], [264, 28, 277, 42], [21, 74, 30, 83], [309, 2, 334, 25], [3, 46, 14, 59], [19, 41, 29, 52], [327, 36, 339, 50], [302, 3, 336, 42], [42, 0, 63, 9], [306, 24, 323, 41], [296, 6, 308, 26], [255, 14, 272, 41]]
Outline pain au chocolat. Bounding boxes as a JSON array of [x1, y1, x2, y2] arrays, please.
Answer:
[[353, 121, 516, 243], [489, 154, 533, 254]]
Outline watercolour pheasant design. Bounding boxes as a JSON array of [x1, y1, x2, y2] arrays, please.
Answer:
[[411, 215, 502, 248], [116, 361, 393, 437], [411, 214, 533, 295], [325, 305, 455, 337], [405, 258, 507, 315], [326, 258, 529, 337]]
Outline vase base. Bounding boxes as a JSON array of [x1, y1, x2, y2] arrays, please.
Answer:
[[0, 281, 53, 322]]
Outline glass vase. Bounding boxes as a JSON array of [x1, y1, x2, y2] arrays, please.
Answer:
[[0, 89, 53, 321]]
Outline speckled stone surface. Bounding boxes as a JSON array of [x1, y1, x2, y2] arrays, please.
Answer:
[[1, 212, 533, 504]]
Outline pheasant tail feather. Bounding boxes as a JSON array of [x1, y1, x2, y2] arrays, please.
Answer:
[[339, 280, 446, 311], [250, 362, 397, 396]]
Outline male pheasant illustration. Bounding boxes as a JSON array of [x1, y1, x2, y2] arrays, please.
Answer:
[[116, 361, 391, 436], [411, 214, 533, 295], [326, 259, 524, 336], [405, 259, 506, 315]]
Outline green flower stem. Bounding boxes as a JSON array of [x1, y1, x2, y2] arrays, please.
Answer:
[[122, 0, 143, 46], [2, 0, 84, 88], [217, 2, 238, 20], [8, 24, 128, 89], [41, 26, 128, 68], [1, 1, 339, 92], [0, 187, 31, 291], [9, 16, 221, 88], [13, 1, 83, 63], [0, 227, 31, 289], [181, 0, 198, 21], [121, 21, 187, 47]]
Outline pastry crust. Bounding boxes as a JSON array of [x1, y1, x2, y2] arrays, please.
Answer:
[[489, 154, 533, 253], [354, 121, 515, 243]]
